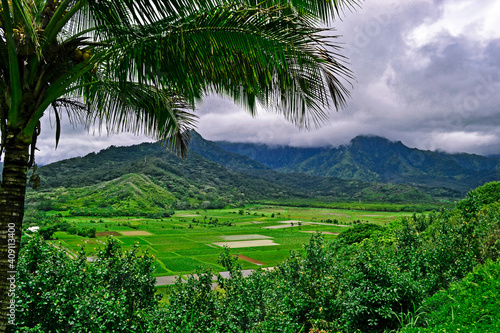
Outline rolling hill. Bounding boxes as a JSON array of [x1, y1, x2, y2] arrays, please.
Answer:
[[29, 173, 176, 217]]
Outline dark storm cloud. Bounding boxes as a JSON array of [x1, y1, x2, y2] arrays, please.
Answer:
[[390, 33, 500, 137], [324, 0, 500, 155], [485, 39, 500, 68]]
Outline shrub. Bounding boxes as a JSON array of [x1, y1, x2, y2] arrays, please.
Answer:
[[37, 225, 57, 240], [337, 223, 385, 245], [457, 181, 500, 219], [400, 260, 500, 333], [333, 240, 426, 332], [36, 200, 53, 211], [12, 235, 160, 332]]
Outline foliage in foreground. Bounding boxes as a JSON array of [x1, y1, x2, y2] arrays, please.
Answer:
[[11, 236, 160, 333], [336, 222, 385, 244], [400, 259, 500, 333], [11, 182, 500, 332], [154, 181, 500, 332]]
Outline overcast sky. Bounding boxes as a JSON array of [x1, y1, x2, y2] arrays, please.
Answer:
[[34, 0, 500, 165]]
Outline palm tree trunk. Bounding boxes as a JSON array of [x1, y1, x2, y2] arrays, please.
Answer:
[[0, 134, 30, 332]]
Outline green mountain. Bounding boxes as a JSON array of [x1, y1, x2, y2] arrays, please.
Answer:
[[215, 139, 327, 169], [215, 135, 500, 193], [189, 131, 268, 172], [186, 132, 459, 201], [35, 142, 296, 209], [32, 134, 454, 211]]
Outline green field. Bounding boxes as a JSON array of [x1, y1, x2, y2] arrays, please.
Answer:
[[47, 205, 414, 276]]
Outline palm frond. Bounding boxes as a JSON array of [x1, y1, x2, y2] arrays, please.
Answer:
[[100, 3, 353, 129], [4, 0, 358, 157], [256, 0, 362, 22], [83, 0, 360, 30], [52, 97, 88, 124], [79, 80, 197, 156]]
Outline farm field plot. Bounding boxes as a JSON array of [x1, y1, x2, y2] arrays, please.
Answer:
[[47, 205, 413, 276]]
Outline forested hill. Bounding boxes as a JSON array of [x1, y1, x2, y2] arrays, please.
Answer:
[[215, 135, 500, 193], [188, 131, 269, 172], [36, 142, 292, 207], [214, 138, 328, 169], [34, 139, 455, 209]]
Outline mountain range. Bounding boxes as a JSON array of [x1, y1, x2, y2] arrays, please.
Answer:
[[29, 132, 468, 215], [214, 135, 500, 193], [21, 131, 500, 215]]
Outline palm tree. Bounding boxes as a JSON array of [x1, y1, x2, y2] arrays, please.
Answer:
[[0, 0, 357, 329]]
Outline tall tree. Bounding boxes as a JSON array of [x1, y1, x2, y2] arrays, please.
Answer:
[[0, 0, 358, 329]]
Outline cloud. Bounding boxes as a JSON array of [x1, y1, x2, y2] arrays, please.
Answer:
[[35, 113, 155, 165], [308, 0, 500, 155], [28, 0, 500, 164]]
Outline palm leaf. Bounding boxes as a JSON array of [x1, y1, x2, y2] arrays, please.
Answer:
[[99, 4, 353, 128], [79, 80, 197, 156], [2, 0, 358, 155]]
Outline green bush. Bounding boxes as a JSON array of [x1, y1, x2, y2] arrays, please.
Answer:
[[474, 203, 500, 262], [400, 260, 500, 333], [12, 235, 160, 332], [37, 225, 57, 240], [36, 200, 53, 211], [332, 240, 426, 332], [337, 223, 385, 245], [457, 181, 500, 219]]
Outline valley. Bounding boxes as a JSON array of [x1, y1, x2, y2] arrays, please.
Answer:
[[34, 206, 412, 276], [24, 132, 496, 276]]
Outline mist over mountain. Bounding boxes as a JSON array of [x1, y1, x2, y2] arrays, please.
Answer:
[[214, 139, 328, 169], [214, 135, 500, 193]]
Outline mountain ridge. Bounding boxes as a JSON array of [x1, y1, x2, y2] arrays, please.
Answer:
[[32, 134, 456, 211], [213, 135, 500, 193], [32, 173, 177, 217]]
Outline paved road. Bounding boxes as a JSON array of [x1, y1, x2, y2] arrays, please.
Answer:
[[155, 268, 274, 286]]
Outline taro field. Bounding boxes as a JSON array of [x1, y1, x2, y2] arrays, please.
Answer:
[[47, 205, 413, 277]]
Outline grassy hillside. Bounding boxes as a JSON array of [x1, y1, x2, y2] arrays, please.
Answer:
[[401, 260, 500, 333], [29, 173, 176, 217]]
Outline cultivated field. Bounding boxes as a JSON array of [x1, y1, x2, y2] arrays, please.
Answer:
[[48, 205, 413, 277]]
